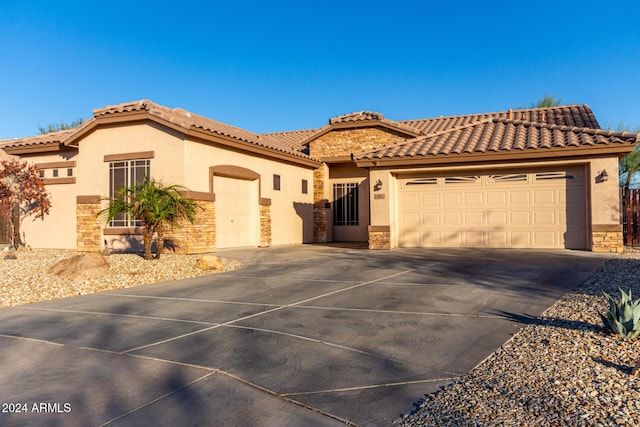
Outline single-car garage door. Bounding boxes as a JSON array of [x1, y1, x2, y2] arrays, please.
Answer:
[[215, 176, 256, 248], [398, 167, 586, 249]]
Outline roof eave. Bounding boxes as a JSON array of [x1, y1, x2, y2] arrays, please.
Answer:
[[355, 144, 637, 168], [187, 128, 321, 168], [3, 143, 66, 155], [63, 110, 321, 167]]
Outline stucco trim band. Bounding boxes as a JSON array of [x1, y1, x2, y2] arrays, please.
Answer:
[[77, 195, 101, 204], [104, 151, 155, 162]]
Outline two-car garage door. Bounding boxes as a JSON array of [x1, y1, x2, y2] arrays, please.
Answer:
[[398, 167, 586, 249]]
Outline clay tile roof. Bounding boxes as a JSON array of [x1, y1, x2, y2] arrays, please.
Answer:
[[0, 129, 75, 150], [329, 111, 384, 124], [262, 128, 317, 153], [399, 105, 600, 134], [358, 118, 638, 161], [93, 100, 314, 160]]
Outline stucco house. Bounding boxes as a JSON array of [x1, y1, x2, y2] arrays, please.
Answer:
[[0, 100, 637, 253]]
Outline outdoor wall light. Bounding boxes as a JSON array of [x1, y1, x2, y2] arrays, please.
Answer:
[[596, 169, 608, 183], [373, 179, 383, 191]]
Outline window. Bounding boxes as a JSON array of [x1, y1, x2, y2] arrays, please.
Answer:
[[39, 170, 45, 179], [108, 159, 150, 227], [444, 176, 480, 184], [333, 183, 359, 225], [52, 169, 59, 177], [273, 174, 281, 191], [67, 168, 73, 177], [302, 179, 308, 194], [405, 177, 438, 186]]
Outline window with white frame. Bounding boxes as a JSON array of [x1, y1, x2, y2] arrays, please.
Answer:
[[108, 159, 150, 227], [333, 183, 359, 226]]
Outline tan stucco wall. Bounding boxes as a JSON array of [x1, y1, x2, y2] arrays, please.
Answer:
[[17, 152, 78, 249], [588, 157, 620, 225], [75, 122, 185, 196], [184, 137, 315, 245]]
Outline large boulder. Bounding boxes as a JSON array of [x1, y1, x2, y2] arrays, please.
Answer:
[[48, 253, 109, 280], [194, 255, 225, 271]]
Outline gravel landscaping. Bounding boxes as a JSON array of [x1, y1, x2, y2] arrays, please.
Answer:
[[397, 253, 640, 426], [0, 248, 242, 307]]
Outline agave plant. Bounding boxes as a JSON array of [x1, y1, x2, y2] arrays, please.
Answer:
[[600, 288, 640, 338]]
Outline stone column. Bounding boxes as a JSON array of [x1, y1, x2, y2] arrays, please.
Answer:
[[368, 226, 391, 249], [166, 192, 216, 254], [591, 224, 624, 253], [76, 195, 103, 252], [260, 200, 271, 247], [313, 163, 330, 243]]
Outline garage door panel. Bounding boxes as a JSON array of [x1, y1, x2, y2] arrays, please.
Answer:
[[444, 193, 464, 206], [443, 212, 463, 224], [533, 211, 557, 225], [510, 211, 531, 225], [401, 212, 422, 225], [422, 231, 441, 245], [443, 231, 462, 245], [401, 230, 421, 247], [400, 194, 421, 208], [398, 168, 586, 249], [534, 190, 556, 204], [465, 212, 484, 224], [488, 211, 508, 225], [464, 192, 483, 205], [464, 231, 484, 245], [487, 192, 508, 205], [487, 231, 508, 246], [423, 212, 439, 224], [509, 231, 531, 246], [422, 193, 440, 206], [534, 231, 557, 246], [509, 191, 531, 205]]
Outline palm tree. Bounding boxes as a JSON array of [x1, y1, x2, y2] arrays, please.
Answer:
[[101, 178, 199, 260], [532, 95, 562, 108]]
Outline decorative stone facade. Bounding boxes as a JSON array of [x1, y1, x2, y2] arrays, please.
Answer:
[[368, 226, 391, 250], [591, 225, 624, 253], [166, 198, 216, 254], [309, 126, 411, 158], [260, 202, 271, 247], [313, 165, 329, 243], [76, 196, 103, 253]]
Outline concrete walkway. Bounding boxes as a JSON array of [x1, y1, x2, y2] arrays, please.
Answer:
[[0, 245, 611, 426]]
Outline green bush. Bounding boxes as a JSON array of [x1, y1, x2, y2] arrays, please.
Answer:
[[600, 288, 640, 338]]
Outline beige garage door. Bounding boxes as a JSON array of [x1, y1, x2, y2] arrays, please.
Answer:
[[215, 176, 256, 248], [398, 168, 586, 249]]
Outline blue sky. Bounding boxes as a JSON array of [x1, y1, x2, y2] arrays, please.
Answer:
[[1, 1, 639, 139]]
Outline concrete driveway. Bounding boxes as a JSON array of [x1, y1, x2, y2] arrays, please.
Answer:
[[0, 245, 610, 426]]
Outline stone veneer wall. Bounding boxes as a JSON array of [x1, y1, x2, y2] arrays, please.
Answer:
[[309, 126, 411, 158], [313, 165, 329, 243], [368, 226, 391, 250], [166, 198, 216, 254], [76, 196, 103, 252], [260, 203, 271, 247], [591, 224, 624, 253]]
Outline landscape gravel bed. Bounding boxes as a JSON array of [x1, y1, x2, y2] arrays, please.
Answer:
[[0, 249, 242, 307], [398, 253, 640, 426]]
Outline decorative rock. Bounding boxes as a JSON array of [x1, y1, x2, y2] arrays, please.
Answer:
[[194, 255, 225, 271], [48, 253, 109, 280]]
